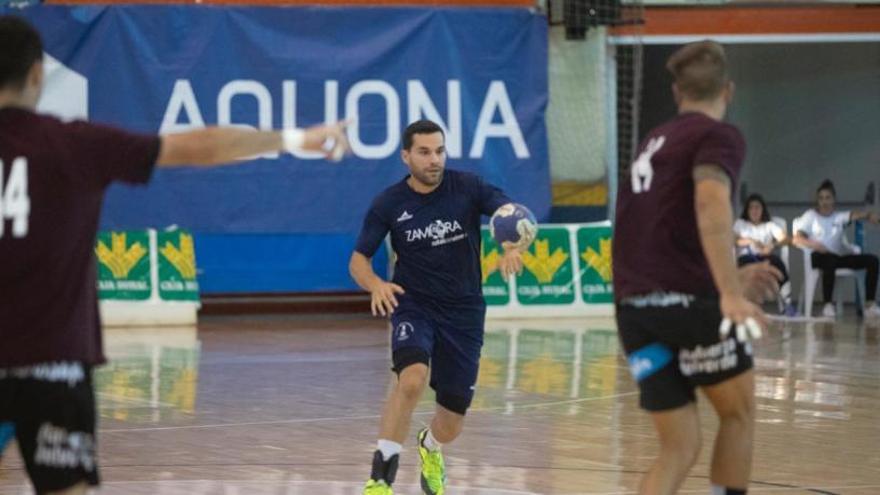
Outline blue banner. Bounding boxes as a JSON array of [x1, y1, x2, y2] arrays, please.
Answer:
[[15, 5, 550, 234]]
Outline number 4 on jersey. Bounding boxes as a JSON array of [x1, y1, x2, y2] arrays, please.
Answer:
[[0, 157, 30, 239]]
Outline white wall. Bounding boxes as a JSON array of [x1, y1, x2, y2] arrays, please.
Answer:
[[547, 26, 609, 183]]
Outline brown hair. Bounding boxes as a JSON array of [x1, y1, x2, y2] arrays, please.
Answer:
[[666, 40, 728, 101], [0, 15, 43, 91]]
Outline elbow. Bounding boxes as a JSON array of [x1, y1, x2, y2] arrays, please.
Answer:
[[348, 256, 357, 279], [693, 188, 719, 215]]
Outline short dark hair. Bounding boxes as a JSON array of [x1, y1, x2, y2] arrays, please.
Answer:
[[666, 40, 728, 101], [0, 15, 43, 91], [740, 194, 771, 223], [817, 179, 836, 197], [402, 120, 444, 151]]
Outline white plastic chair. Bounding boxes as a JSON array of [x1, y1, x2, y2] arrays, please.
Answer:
[[794, 218, 865, 317]]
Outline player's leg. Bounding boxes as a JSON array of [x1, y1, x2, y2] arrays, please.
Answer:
[[701, 370, 755, 495], [427, 404, 463, 444], [415, 321, 482, 495], [366, 360, 428, 494], [617, 300, 703, 495], [679, 297, 756, 495], [425, 334, 475, 446], [641, 403, 702, 495], [13, 363, 99, 495], [365, 315, 435, 494], [414, 404, 461, 495], [380, 359, 429, 443]]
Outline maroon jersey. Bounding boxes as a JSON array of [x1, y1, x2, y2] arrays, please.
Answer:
[[0, 107, 159, 367], [613, 112, 745, 301]]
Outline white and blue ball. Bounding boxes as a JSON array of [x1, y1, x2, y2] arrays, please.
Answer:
[[489, 203, 538, 251]]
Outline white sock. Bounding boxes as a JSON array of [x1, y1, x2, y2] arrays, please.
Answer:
[[377, 439, 401, 461], [422, 429, 442, 452], [711, 485, 725, 495], [781, 282, 792, 303]]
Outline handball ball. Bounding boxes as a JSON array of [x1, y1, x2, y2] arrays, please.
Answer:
[[490, 203, 538, 251]]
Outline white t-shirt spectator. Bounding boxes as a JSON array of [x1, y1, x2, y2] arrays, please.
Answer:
[[795, 209, 853, 255], [733, 219, 784, 257]]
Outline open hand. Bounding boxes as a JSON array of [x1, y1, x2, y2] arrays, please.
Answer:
[[370, 281, 405, 317], [498, 248, 524, 282], [737, 261, 783, 304], [720, 293, 767, 342]]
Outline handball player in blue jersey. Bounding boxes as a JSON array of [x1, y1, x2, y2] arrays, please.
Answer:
[[0, 15, 349, 495], [350, 120, 525, 495], [613, 41, 782, 495]]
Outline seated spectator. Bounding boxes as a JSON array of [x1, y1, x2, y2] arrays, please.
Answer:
[[734, 194, 795, 315], [794, 179, 880, 318]]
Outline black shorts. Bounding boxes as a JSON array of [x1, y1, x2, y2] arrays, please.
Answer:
[[390, 301, 484, 416], [0, 362, 99, 493], [616, 294, 754, 411]]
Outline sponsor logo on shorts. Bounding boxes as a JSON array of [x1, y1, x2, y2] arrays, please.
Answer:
[[0, 362, 85, 387], [34, 423, 95, 472], [396, 322, 414, 342], [627, 343, 674, 382], [679, 338, 750, 377]]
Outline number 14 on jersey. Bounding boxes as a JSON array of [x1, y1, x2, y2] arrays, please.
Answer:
[[0, 157, 30, 239]]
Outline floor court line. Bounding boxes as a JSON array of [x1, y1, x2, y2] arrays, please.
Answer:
[[100, 391, 639, 434]]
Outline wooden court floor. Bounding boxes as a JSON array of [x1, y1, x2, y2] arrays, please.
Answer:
[[1, 314, 878, 494]]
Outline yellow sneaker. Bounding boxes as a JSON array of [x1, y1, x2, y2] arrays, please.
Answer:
[[417, 428, 446, 495], [363, 479, 393, 495]]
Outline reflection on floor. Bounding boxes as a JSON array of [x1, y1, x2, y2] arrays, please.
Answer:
[[1, 316, 879, 494]]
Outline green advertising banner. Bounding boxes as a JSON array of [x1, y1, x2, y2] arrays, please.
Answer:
[[577, 226, 614, 303], [480, 230, 510, 306], [95, 231, 151, 301], [157, 231, 200, 301], [516, 227, 575, 305]]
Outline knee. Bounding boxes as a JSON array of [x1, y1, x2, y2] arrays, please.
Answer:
[[660, 431, 702, 468], [717, 394, 756, 427], [432, 416, 464, 443], [397, 365, 428, 401]]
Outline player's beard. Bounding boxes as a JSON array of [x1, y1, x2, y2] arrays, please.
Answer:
[[413, 167, 444, 187]]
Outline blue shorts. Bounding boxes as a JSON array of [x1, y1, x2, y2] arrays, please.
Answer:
[[390, 302, 484, 415]]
